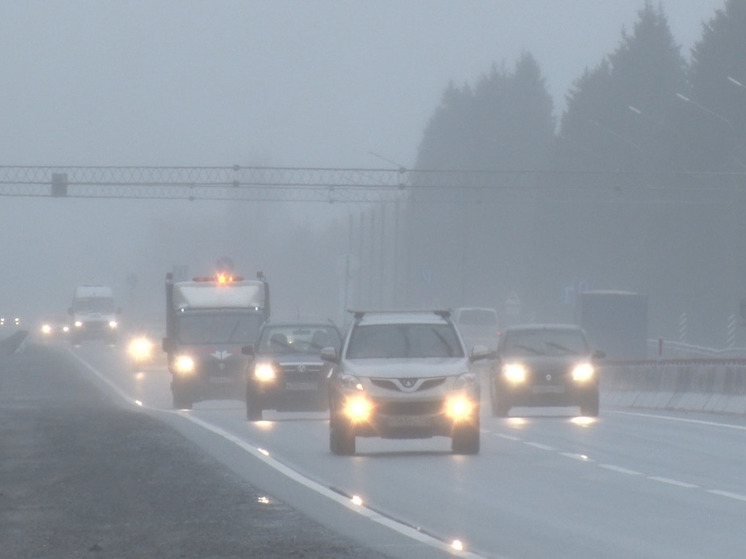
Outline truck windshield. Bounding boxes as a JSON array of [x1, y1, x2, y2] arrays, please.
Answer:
[[177, 312, 263, 344], [73, 297, 115, 313]]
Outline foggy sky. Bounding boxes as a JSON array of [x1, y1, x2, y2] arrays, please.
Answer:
[[0, 1, 727, 327]]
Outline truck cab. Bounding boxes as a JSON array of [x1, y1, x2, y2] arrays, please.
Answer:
[[163, 271, 269, 409]]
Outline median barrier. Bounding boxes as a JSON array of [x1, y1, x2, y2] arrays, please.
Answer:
[[600, 360, 746, 415]]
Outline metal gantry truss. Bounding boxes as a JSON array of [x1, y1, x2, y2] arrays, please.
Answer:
[[0, 165, 743, 204], [0, 165, 410, 203]]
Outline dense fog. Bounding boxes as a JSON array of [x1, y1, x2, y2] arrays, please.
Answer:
[[1, 0, 741, 351]]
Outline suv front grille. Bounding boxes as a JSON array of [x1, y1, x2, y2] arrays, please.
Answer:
[[370, 377, 447, 392]]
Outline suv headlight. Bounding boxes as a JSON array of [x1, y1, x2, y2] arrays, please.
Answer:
[[572, 363, 595, 382], [339, 373, 364, 391], [254, 362, 277, 383]]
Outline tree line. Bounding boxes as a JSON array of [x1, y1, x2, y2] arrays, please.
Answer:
[[403, 0, 746, 347]]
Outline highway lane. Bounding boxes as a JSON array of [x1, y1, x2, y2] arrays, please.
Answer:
[[67, 341, 746, 559]]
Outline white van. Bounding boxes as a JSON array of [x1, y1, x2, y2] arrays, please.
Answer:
[[69, 285, 120, 344]]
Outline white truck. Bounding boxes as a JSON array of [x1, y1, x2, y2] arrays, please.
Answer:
[[162, 271, 270, 409], [68, 285, 120, 345]]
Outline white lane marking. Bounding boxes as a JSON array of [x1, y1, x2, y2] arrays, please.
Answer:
[[178, 412, 487, 558], [707, 490, 746, 502], [68, 349, 489, 559], [599, 464, 643, 476], [610, 410, 746, 431], [494, 433, 521, 441], [524, 442, 556, 451], [561, 452, 594, 462], [647, 476, 699, 489]]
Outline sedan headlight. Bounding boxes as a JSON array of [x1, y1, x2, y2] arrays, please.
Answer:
[[173, 355, 196, 375], [253, 362, 277, 383], [108, 320, 119, 329], [503, 363, 527, 383], [572, 363, 595, 382], [454, 371, 478, 389]]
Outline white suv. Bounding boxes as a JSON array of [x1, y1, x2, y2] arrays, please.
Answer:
[[322, 310, 493, 455]]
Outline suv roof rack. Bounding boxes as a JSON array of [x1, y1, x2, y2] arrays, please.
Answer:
[[349, 309, 452, 320]]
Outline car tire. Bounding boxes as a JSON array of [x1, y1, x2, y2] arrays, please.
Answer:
[[329, 412, 355, 455], [580, 390, 600, 417], [172, 380, 193, 410], [492, 383, 511, 418], [452, 419, 480, 455], [246, 387, 263, 421]]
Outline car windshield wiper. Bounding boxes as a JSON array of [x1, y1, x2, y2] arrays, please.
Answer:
[[544, 341, 578, 355], [431, 328, 455, 357], [512, 343, 544, 355]]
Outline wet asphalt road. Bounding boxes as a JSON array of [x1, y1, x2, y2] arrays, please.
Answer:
[[0, 341, 390, 559]]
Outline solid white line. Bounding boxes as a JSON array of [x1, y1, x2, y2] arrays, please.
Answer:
[[647, 476, 699, 489], [494, 433, 521, 441], [610, 410, 746, 431], [707, 489, 746, 502], [68, 348, 489, 559]]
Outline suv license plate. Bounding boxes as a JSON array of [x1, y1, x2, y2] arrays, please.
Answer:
[[532, 385, 564, 394], [387, 415, 431, 427], [285, 382, 318, 391]]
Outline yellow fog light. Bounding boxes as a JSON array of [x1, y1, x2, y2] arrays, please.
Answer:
[[344, 395, 373, 423], [445, 396, 475, 421]]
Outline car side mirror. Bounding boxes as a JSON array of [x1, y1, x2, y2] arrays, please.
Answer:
[[470, 345, 496, 362], [320, 346, 338, 363]]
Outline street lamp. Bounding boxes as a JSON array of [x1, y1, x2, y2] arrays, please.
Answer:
[[675, 92, 736, 136]]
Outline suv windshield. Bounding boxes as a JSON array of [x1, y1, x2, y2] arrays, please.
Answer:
[[502, 329, 588, 357], [257, 325, 341, 355], [346, 323, 464, 359]]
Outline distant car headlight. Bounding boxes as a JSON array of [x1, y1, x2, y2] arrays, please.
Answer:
[[41, 324, 52, 335], [173, 355, 196, 375], [444, 395, 476, 421], [253, 363, 277, 383], [503, 363, 527, 383], [343, 395, 373, 422], [572, 363, 595, 382], [339, 373, 364, 391], [128, 337, 153, 361], [108, 320, 118, 329], [74, 320, 83, 328]]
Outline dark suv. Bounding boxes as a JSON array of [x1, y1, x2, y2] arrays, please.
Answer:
[[323, 310, 493, 455]]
